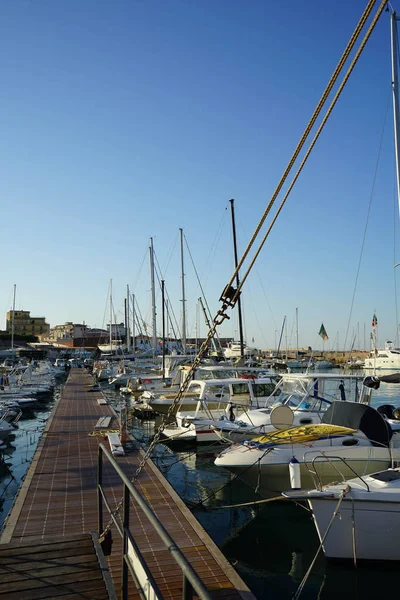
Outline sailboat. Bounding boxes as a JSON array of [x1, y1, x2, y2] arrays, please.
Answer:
[[98, 280, 127, 355]]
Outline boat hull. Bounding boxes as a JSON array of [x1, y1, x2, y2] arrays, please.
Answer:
[[309, 496, 400, 560], [216, 457, 394, 498]]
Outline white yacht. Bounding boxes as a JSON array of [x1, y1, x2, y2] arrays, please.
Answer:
[[364, 340, 400, 370], [223, 341, 258, 359]]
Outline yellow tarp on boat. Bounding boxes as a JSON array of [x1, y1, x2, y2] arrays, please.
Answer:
[[253, 424, 357, 446]]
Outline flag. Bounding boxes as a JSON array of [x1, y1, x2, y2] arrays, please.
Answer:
[[318, 323, 329, 340], [372, 313, 378, 328]]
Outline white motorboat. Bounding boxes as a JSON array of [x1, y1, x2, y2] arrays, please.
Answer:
[[160, 376, 281, 443], [284, 468, 400, 561], [211, 373, 367, 443], [223, 341, 258, 359], [215, 401, 400, 497], [364, 340, 400, 370], [150, 374, 279, 419], [146, 365, 276, 414]]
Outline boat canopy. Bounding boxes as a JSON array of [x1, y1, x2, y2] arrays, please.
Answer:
[[322, 402, 392, 447]]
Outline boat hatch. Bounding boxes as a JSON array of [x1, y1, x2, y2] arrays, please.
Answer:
[[369, 470, 400, 482]]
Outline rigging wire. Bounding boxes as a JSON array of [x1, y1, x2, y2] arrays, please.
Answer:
[[183, 234, 223, 347], [200, 203, 229, 290], [394, 171, 399, 345], [343, 85, 391, 351], [154, 253, 181, 341]]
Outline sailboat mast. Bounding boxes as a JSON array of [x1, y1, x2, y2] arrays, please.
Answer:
[[126, 285, 130, 352], [150, 238, 157, 358], [131, 293, 136, 353], [11, 284, 16, 351], [179, 228, 187, 354], [109, 279, 113, 349], [296, 307, 299, 360], [391, 12, 400, 219], [161, 279, 166, 379], [277, 316, 286, 358], [229, 199, 245, 359]]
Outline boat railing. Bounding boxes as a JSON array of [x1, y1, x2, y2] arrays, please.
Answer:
[[97, 443, 212, 600], [303, 452, 370, 492]]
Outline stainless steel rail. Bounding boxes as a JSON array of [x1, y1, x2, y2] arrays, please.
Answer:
[[97, 442, 213, 600]]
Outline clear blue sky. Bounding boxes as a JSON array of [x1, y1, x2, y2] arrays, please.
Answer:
[[0, 0, 399, 351]]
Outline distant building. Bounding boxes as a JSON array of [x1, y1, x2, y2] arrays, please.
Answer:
[[107, 323, 126, 338], [46, 322, 108, 348], [6, 310, 50, 337]]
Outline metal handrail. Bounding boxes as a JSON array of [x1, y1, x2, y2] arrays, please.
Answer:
[[97, 443, 213, 600], [305, 453, 370, 492]]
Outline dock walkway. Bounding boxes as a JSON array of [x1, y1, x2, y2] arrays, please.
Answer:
[[0, 370, 254, 600]]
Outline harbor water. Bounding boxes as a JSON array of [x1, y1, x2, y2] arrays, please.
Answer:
[[1, 370, 399, 599]]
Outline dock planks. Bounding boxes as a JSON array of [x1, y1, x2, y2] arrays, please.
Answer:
[[0, 370, 255, 600], [0, 533, 110, 599]]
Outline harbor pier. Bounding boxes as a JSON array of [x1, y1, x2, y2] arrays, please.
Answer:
[[0, 370, 254, 600]]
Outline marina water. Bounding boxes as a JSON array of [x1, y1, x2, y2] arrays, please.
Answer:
[[1, 370, 399, 599]]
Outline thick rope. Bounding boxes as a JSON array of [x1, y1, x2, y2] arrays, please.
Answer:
[[222, 0, 378, 300], [234, 0, 389, 301]]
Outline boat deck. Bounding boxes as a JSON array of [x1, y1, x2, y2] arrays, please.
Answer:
[[0, 370, 253, 599]]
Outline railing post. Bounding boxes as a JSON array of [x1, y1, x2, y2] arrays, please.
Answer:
[[183, 574, 194, 600], [98, 444, 103, 536], [122, 484, 130, 600]]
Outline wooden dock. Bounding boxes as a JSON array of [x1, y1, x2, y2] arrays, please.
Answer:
[[0, 370, 255, 600]]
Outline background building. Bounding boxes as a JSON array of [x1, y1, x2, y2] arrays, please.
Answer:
[[6, 310, 50, 337], [46, 323, 108, 348]]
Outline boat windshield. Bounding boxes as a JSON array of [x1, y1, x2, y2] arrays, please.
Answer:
[[197, 370, 236, 380], [281, 395, 332, 411]]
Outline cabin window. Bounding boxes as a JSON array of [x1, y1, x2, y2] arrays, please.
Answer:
[[232, 383, 249, 395], [299, 418, 313, 424], [312, 398, 332, 412], [253, 383, 279, 397]]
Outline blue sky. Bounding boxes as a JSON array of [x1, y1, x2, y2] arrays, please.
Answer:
[[0, 0, 399, 350]]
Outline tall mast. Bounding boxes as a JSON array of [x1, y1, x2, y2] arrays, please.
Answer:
[[229, 199, 245, 359], [296, 307, 299, 360], [277, 315, 286, 358], [391, 12, 400, 219], [11, 284, 16, 350], [149, 237, 157, 358], [161, 279, 166, 379], [126, 285, 130, 352], [179, 228, 187, 354], [132, 293, 136, 353], [109, 279, 113, 349]]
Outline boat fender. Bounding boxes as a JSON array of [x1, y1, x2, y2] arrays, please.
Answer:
[[289, 456, 301, 490]]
